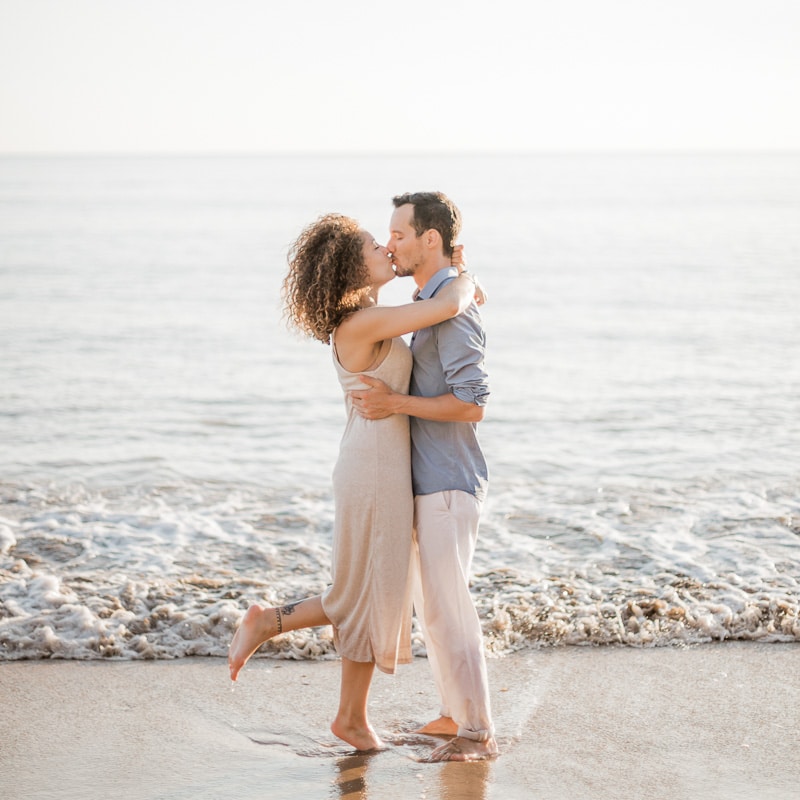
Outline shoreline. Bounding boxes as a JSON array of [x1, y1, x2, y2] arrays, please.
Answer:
[[1, 642, 798, 799]]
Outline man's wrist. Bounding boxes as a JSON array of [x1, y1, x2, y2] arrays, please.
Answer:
[[390, 391, 410, 414]]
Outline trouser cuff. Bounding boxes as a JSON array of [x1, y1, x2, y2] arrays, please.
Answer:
[[457, 726, 493, 742]]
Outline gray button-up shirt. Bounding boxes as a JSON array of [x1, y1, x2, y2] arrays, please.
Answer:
[[410, 267, 489, 501]]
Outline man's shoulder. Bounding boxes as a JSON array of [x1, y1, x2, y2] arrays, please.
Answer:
[[425, 273, 456, 299]]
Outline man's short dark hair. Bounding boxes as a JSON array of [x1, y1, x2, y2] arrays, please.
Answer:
[[392, 191, 462, 257]]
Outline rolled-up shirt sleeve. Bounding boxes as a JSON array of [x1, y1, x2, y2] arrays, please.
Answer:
[[436, 309, 490, 406]]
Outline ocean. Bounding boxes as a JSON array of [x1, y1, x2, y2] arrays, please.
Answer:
[[1, 153, 799, 661]]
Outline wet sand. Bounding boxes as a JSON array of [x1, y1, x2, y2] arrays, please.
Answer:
[[1, 642, 798, 799]]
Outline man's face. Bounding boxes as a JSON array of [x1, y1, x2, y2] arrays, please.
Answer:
[[387, 204, 425, 278]]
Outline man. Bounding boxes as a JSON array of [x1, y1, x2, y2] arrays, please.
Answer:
[[350, 191, 497, 762]]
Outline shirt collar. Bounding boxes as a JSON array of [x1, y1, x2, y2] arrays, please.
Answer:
[[414, 266, 459, 301]]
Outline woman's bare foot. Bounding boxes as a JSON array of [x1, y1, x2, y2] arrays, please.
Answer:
[[427, 735, 499, 762], [330, 717, 386, 752], [416, 715, 458, 736], [228, 605, 279, 681]]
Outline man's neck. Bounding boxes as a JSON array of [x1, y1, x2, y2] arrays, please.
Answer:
[[413, 255, 452, 292]]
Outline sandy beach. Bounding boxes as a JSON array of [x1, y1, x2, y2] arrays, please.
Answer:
[[1, 642, 797, 799]]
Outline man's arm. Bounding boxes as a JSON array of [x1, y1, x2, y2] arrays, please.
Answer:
[[350, 375, 484, 422], [352, 305, 489, 422]]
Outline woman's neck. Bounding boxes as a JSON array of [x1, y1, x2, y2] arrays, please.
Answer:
[[360, 287, 380, 308]]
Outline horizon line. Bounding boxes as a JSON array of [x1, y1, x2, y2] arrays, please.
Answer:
[[1, 148, 799, 159]]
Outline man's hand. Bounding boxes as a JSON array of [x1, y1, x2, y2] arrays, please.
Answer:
[[350, 375, 400, 420], [353, 376, 485, 423]]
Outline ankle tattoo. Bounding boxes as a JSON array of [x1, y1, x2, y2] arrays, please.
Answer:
[[275, 602, 298, 635]]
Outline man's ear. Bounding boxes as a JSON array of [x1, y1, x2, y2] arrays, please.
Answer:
[[424, 228, 442, 251]]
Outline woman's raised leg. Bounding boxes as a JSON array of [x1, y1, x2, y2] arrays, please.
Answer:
[[228, 596, 329, 681]]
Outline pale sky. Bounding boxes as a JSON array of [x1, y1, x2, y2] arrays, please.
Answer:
[[1, 0, 799, 154]]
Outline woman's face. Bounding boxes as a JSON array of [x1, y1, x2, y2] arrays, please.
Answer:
[[360, 232, 395, 287]]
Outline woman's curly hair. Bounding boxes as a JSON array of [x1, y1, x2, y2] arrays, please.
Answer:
[[283, 214, 370, 344]]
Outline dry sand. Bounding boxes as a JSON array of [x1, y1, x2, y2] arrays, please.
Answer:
[[1, 642, 798, 799]]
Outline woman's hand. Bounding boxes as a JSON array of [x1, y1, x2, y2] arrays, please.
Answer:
[[451, 244, 467, 270], [451, 245, 487, 306], [472, 278, 487, 306]]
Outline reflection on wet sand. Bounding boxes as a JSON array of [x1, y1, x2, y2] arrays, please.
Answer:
[[331, 749, 492, 799], [332, 752, 377, 799], [436, 759, 491, 800]]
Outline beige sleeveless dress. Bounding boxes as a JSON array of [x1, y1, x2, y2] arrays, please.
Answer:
[[322, 335, 414, 674]]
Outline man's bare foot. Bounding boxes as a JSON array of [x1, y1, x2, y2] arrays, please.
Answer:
[[330, 718, 386, 752], [416, 715, 458, 736], [228, 604, 278, 681], [427, 735, 499, 762]]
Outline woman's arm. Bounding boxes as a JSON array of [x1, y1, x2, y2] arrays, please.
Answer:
[[339, 272, 476, 346]]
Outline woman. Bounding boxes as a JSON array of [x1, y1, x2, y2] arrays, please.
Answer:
[[228, 213, 478, 751]]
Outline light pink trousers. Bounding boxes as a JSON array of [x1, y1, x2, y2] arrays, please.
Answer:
[[412, 490, 494, 741]]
